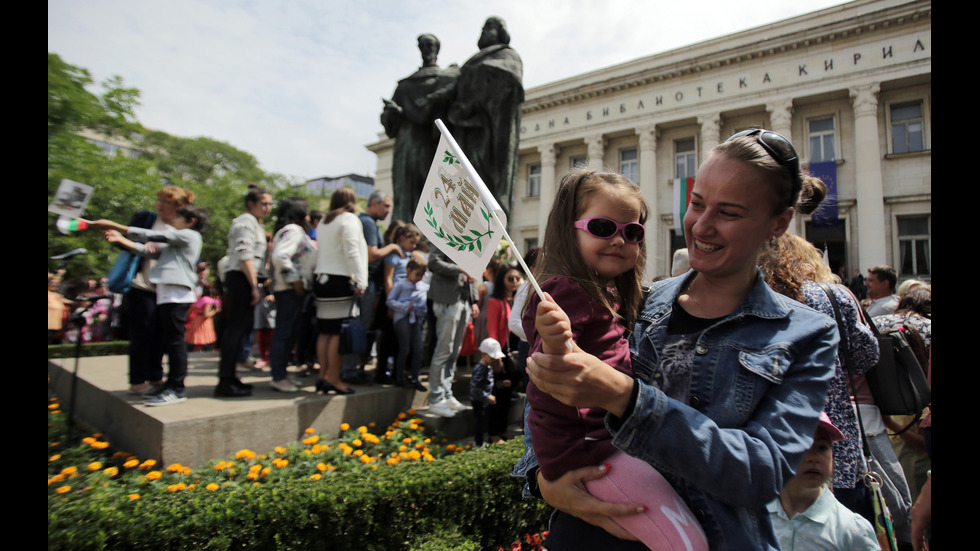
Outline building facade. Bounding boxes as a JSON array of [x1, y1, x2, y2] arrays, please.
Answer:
[[368, 0, 931, 283]]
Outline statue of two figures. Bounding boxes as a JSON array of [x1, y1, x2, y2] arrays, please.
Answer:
[[381, 17, 524, 224]]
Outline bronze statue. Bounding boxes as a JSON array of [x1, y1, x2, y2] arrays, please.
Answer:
[[381, 33, 459, 223], [448, 16, 524, 221]]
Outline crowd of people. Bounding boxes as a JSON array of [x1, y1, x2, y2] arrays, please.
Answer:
[[47, 128, 931, 550]]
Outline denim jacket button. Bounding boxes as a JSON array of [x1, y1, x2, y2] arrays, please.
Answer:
[[695, 344, 708, 355]]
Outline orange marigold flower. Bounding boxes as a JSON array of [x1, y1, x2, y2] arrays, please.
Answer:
[[303, 435, 319, 445], [145, 471, 162, 481], [87, 462, 103, 471], [310, 473, 321, 480], [340, 423, 350, 431], [103, 467, 119, 478], [49, 454, 62, 462], [398, 412, 407, 420], [235, 449, 256, 460], [205, 483, 220, 491], [304, 427, 316, 434], [60, 466, 78, 476], [138, 459, 156, 470], [128, 493, 141, 501]]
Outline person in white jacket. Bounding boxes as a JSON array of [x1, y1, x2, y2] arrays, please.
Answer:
[[313, 187, 368, 395], [92, 206, 209, 406]]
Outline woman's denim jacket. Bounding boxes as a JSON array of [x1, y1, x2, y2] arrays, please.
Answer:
[[513, 270, 838, 550]]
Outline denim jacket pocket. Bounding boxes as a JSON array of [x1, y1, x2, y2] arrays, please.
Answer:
[[729, 347, 792, 419]]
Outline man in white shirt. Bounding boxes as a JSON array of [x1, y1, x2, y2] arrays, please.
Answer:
[[865, 265, 900, 317]]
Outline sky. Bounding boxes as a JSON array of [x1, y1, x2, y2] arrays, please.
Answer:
[[48, 0, 850, 183]]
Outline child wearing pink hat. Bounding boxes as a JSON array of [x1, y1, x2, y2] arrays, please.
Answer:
[[768, 412, 879, 550]]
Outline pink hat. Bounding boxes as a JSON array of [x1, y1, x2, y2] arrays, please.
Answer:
[[817, 412, 845, 442]]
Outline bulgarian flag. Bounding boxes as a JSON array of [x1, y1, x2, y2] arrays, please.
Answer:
[[56, 216, 90, 234], [672, 177, 694, 235]]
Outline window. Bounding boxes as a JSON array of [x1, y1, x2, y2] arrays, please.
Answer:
[[527, 163, 541, 198], [620, 148, 638, 183], [891, 101, 925, 154], [808, 116, 836, 162], [897, 215, 930, 276], [675, 139, 696, 179], [570, 155, 587, 169], [525, 238, 539, 252]]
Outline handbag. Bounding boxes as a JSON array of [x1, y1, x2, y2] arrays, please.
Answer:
[[339, 298, 368, 356], [817, 283, 900, 551], [818, 283, 931, 435], [459, 320, 478, 357], [106, 250, 141, 294]]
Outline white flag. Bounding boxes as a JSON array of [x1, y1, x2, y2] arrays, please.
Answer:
[[414, 120, 507, 279]]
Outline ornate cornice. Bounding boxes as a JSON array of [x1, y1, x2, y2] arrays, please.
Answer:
[[522, 1, 930, 114]]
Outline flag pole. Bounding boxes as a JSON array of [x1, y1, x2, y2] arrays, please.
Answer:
[[433, 119, 546, 304]]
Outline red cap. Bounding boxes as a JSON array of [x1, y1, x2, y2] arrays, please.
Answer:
[[817, 412, 845, 442]]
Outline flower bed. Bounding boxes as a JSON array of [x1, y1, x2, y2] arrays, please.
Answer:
[[48, 397, 550, 550]]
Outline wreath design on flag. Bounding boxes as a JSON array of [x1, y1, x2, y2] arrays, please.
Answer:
[[422, 201, 494, 253]]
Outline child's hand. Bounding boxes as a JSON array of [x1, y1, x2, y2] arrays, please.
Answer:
[[103, 229, 123, 244], [488, 395, 497, 405], [536, 292, 574, 355]]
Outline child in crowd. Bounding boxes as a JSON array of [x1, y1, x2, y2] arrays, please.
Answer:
[[92, 205, 209, 406], [185, 282, 220, 351], [470, 338, 505, 448], [385, 257, 428, 391], [526, 169, 707, 550], [768, 412, 879, 550]]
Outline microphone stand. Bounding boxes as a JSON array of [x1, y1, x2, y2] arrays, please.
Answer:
[[65, 296, 103, 443]]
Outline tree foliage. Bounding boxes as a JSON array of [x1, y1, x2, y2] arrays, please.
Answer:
[[47, 52, 310, 283]]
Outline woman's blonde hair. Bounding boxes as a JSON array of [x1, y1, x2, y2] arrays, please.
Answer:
[[758, 232, 839, 303], [533, 168, 647, 328]]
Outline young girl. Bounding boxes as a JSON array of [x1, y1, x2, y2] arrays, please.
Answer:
[[385, 257, 428, 390], [524, 169, 707, 550], [185, 282, 220, 351], [92, 206, 209, 407]]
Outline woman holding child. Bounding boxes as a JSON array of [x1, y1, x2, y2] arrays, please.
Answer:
[[520, 129, 840, 550]]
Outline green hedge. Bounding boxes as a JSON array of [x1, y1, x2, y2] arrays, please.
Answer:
[[47, 438, 551, 551], [48, 341, 130, 359]]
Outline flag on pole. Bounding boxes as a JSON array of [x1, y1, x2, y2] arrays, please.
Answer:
[[416, 119, 549, 305], [414, 120, 508, 281], [56, 216, 90, 234], [672, 177, 693, 235]]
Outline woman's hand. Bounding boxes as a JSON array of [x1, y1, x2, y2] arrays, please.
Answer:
[[538, 465, 644, 541], [527, 348, 634, 417]]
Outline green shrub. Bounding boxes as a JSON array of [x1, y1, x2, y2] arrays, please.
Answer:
[[48, 341, 130, 359]]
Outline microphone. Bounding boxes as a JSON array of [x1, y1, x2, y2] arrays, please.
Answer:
[[51, 248, 88, 260]]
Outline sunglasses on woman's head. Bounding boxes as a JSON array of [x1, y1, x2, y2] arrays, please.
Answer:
[[725, 129, 802, 203], [573, 217, 645, 243]]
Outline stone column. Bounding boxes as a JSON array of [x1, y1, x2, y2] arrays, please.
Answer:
[[636, 124, 661, 279], [537, 143, 559, 242], [698, 113, 721, 163], [767, 98, 798, 233], [586, 134, 606, 169], [849, 83, 887, 270], [767, 99, 794, 140]]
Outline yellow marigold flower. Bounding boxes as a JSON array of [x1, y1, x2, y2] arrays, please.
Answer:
[[353, 449, 363, 457], [399, 445, 408, 452], [274, 446, 287, 454], [352, 439, 363, 447], [302, 435, 319, 445], [60, 466, 78, 476], [145, 471, 162, 481], [249, 464, 262, 472], [407, 408, 416, 415], [310, 473, 321, 480], [357, 425, 368, 434], [398, 412, 407, 420], [359, 455, 372, 464], [340, 423, 350, 431], [49, 403, 60, 410], [261, 467, 271, 477], [82, 437, 96, 444], [87, 462, 103, 471], [167, 483, 187, 492], [386, 457, 400, 465], [305, 427, 315, 434], [128, 493, 141, 501], [139, 459, 156, 470], [103, 467, 119, 478], [246, 471, 259, 480], [408, 423, 419, 430], [364, 434, 380, 445], [49, 454, 62, 462], [325, 463, 336, 472], [424, 438, 432, 444], [408, 450, 421, 461], [235, 449, 256, 460], [402, 437, 413, 444], [205, 483, 220, 491], [124, 459, 140, 469], [48, 474, 66, 485]]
